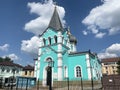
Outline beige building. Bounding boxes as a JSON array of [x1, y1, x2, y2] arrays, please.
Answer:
[[22, 65, 34, 77], [101, 57, 120, 75]]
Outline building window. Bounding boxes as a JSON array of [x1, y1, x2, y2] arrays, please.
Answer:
[[29, 71, 32, 75], [75, 66, 81, 77], [7, 68, 10, 73], [16, 70, 19, 73], [48, 37, 51, 45], [25, 71, 27, 75], [54, 36, 57, 43], [106, 71, 108, 74], [64, 66, 68, 78], [112, 66, 114, 69], [105, 67, 107, 69], [46, 57, 52, 62], [43, 38, 46, 46], [113, 70, 116, 74], [2, 68, 5, 72]]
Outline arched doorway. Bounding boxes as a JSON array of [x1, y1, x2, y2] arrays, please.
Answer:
[[42, 57, 53, 86]]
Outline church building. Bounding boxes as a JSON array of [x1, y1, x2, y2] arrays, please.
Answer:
[[34, 6, 101, 86]]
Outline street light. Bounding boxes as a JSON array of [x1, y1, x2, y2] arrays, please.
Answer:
[[47, 60, 54, 90]]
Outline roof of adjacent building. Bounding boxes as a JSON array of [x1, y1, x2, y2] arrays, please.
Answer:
[[48, 6, 63, 31], [0, 61, 23, 68], [101, 57, 120, 63], [23, 65, 34, 71]]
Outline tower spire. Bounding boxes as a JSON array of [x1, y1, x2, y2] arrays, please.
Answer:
[[48, 5, 63, 31]]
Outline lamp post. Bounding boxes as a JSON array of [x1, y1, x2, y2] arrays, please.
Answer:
[[47, 60, 54, 90], [80, 77, 83, 90]]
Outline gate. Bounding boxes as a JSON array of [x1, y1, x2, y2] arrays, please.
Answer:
[[102, 75, 120, 90]]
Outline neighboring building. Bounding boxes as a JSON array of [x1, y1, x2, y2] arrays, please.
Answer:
[[101, 57, 120, 75], [0, 61, 23, 83], [34, 6, 102, 86], [22, 65, 34, 77]]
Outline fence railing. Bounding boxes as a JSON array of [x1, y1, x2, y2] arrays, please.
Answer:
[[0, 77, 102, 90]]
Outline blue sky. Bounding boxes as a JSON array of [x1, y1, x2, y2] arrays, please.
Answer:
[[0, 0, 120, 66]]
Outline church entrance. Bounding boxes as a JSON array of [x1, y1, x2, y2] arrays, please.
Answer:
[[42, 57, 54, 86], [42, 66, 52, 86], [46, 66, 52, 86]]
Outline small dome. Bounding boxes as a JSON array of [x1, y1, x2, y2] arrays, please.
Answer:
[[69, 35, 77, 44]]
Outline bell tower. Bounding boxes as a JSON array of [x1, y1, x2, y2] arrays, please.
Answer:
[[48, 6, 63, 80]]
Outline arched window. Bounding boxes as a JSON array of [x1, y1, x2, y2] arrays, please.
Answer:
[[75, 66, 81, 77], [7, 68, 10, 73], [2, 67, 5, 72], [43, 38, 46, 46], [48, 37, 51, 45], [64, 66, 68, 78], [54, 36, 57, 43], [46, 57, 54, 67], [46, 57, 52, 62]]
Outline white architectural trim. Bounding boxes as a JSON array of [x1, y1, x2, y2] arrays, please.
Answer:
[[74, 65, 83, 78], [72, 43, 77, 52], [44, 56, 53, 62], [42, 66, 47, 86], [57, 31, 63, 81], [86, 54, 91, 80]]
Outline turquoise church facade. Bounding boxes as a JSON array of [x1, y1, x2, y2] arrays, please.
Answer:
[[34, 7, 101, 86]]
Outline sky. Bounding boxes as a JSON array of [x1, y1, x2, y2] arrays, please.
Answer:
[[0, 0, 120, 66]]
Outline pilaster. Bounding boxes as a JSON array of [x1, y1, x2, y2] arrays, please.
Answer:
[[57, 31, 63, 81], [36, 37, 43, 80], [86, 54, 91, 80]]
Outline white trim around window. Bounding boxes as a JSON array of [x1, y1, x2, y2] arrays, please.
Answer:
[[74, 65, 82, 78]]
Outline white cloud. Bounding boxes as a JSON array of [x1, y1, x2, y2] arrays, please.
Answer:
[[24, 0, 65, 35], [8, 54, 19, 60], [95, 32, 106, 38], [0, 44, 9, 51], [82, 0, 120, 38], [98, 43, 120, 59], [2, 53, 19, 61], [98, 52, 117, 59], [82, 30, 88, 35], [21, 36, 40, 57], [106, 43, 120, 54]]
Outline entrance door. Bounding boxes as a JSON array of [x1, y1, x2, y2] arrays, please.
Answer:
[[42, 66, 52, 86], [46, 66, 52, 86]]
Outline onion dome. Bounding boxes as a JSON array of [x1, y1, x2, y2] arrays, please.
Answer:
[[69, 35, 77, 44], [67, 27, 77, 44]]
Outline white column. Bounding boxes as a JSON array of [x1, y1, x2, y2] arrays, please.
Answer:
[[73, 43, 77, 52], [67, 40, 71, 53], [34, 60, 37, 77], [57, 31, 63, 81], [86, 54, 91, 80], [36, 37, 43, 80]]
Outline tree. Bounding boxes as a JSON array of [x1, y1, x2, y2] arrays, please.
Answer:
[[117, 58, 120, 74], [0, 57, 13, 62]]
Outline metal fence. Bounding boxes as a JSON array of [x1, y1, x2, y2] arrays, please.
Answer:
[[102, 75, 120, 90], [35, 78, 102, 90], [0, 76, 36, 90], [0, 78, 102, 90]]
